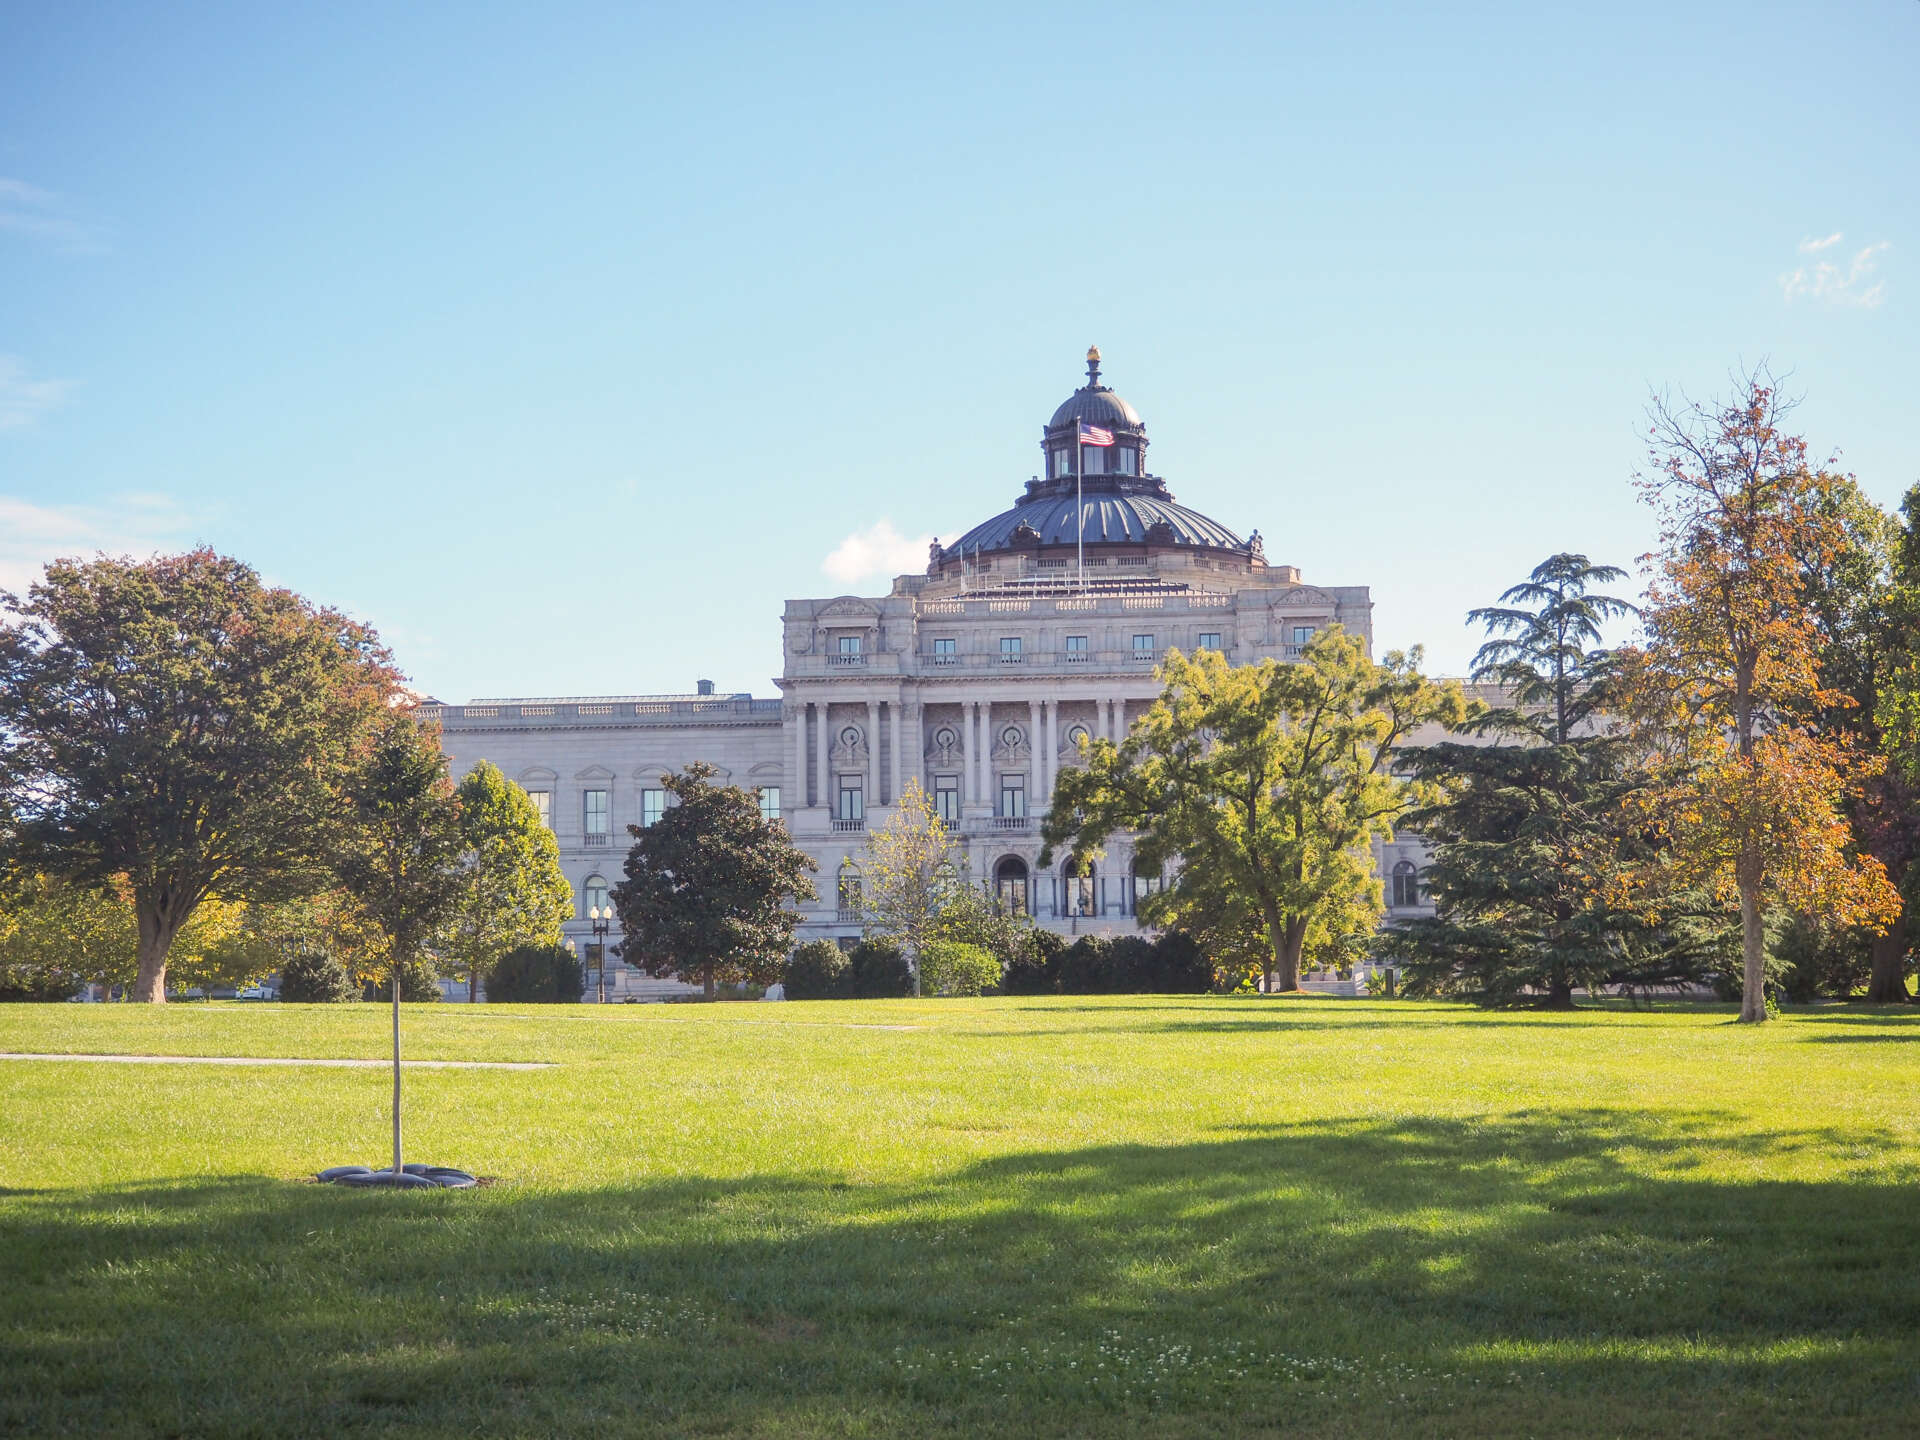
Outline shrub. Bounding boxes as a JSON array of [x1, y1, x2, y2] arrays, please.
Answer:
[[277, 948, 357, 1003], [363, 953, 445, 1002], [784, 940, 850, 999], [0, 964, 86, 1002], [485, 943, 585, 1003], [1033, 931, 1217, 996], [1002, 929, 1067, 996], [918, 940, 1001, 997], [848, 938, 914, 997]]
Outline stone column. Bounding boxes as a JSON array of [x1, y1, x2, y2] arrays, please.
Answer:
[[1042, 699, 1056, 799], [962, 702, 977, 807], [792, 701, 809, 810], [815, 699, 830, 811], [1027, 698, 1041, 810], [977, 700, 991, 807], [866, 699, 881, 809], [889, 697, 903, 807]]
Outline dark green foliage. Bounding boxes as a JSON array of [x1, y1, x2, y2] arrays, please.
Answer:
[[1009, 931, 1212, 996], [1002, 929, 1067, 996], [0, 965, 82, 1001], [613, 763, 817, 1000], [847, 939, 913, 998], [361, 953, 442, 1002], [484, 943, 585, 1004], [783, 939, 849, 999], [1381, 554, 1688, 1007], [276, 948, 357, 1003]]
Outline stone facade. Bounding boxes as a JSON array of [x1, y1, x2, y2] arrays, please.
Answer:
[[430, 353, 1439, 997]]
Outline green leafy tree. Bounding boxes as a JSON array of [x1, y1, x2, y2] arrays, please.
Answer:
[[277, 945, 359, 1002], [1378, 554, 1665, 1007], [783, 939, 850, 999], [611, 763, 816, 999], [332, 711, 468, 1001], [0, 550, 396, 1001], [445, 761, 574, 1002], [917, 939, 1001, 996], [1045, 633, 1466, 993], [0, 874, 132, 999], [857, 778, 969, 996]]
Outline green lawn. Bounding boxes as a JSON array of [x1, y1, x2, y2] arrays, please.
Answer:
[[3, 997, 1917, 1438]]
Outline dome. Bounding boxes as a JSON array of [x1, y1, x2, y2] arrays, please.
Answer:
[[951, 491, 1245, 554], [1046, 345, 1144, 433]]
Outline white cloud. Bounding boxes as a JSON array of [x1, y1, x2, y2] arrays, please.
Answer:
[[0, 355, 74, 430], [822, 519, 935, 587], [0, 178, 105, 253], [0, 494, 192, 594], [1781, 237, 1890, 308]]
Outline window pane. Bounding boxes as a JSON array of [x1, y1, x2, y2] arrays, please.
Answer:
[[641, 789, 665, 827], [1198, 632, 1220, 650], [1000, 775, 1026, 818], [1133, 634, 1154, 652], [1066, 634, 1088, 652], [526, 789, 551, 828], [933, 637, 955, 655], [838, 635, 861, 654], [1293, 626, 1313, 644], [757, 786, 781, 822], [934, 777, 959, 822], [839, 778, 863, 821], [584, 790, 609, 834], [1000, 636, 1021, 654]]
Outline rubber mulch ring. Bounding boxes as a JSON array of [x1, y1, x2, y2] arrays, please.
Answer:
[[318, 1165, 478, 1189]]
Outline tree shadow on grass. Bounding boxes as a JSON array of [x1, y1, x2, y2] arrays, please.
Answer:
[[4, 1113, 1917, 1438]]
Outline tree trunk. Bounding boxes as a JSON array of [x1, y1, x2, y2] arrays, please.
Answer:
[[1737, 854, 1767, 1023], [703, 967, 716, 1001], [132, 903, 186, 1004], [1866, 900, 1909, 1003], [1273, 916, 1308, 993], [1541, 979, 1576, 1009]]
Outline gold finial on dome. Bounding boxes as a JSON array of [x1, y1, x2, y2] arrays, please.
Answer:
[[1085, 345, 1102, 386]]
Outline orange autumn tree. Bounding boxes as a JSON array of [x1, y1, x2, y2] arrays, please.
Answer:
[[1626, 372, 1898, 1022]]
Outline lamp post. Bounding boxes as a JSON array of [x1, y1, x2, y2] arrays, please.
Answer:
[[588, 904, 611, 1004]]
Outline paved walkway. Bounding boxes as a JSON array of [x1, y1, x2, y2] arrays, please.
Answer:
[[0, 1053, 553, 1070]]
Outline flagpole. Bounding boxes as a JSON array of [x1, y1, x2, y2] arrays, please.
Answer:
[[1076, 426, 1085, 592]]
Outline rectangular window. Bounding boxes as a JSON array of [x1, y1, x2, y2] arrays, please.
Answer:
[[1053, 448, 1072, 478], [934, 775, 959, 822], [525, 789, 551, 828], [1000, 774, 1026, 819], [1293, 626, 1314, 645], [1065, 634, 1088, 654], [757, 786, 780, 823], [932, 637, 956, 662], [584, 789, 609, 835], [838, 776, 864, 821], [1000, 636, 1022, 656], [640, 788, 665, 828], [1198, 632, 1221, 651], [1133, 633, 1155, 656], [1115, 447, 1138, 475], [1083, 446, 1105, 475], [837, 634, 862, 655]]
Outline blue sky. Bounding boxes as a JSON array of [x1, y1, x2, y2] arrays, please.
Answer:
[[4, 1, 1916, 699]]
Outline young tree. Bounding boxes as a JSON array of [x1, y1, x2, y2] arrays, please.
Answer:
[[444, 761, 574, 1001], [1379, 555, 1665, 1006], [0, 551, 396, 1001], [858, 778, 969, 995], [1627, 374, 1899, 1021], [1044, 633, 1466, 993], [611, 763, 816, 999], [332, 711, 468, 995]]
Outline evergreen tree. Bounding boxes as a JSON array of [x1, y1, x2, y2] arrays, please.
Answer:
[[1379, 554, 1663, 1007], [611, 763, 816, 999]]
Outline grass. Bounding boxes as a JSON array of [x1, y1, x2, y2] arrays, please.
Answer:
[[2, 996, 1918, 1438]]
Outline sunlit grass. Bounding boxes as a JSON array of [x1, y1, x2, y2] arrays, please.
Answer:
[[3, 996, 1917, 1436]]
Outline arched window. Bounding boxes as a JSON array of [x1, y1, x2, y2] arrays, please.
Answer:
[[837, 861, 862, 919], [995, 856, 1030, 916], [583, 875, 609, 920], [1391, 860, 1420, 908], [1064, 858, 1096, 917]]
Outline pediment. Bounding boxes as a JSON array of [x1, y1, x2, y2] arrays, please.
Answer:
[[747, 760, 784, 779], [517, 766, 558, 785], [818, 596, 881, 621], [1272, 585, 1336, 609], [574, 764, 615, 782]]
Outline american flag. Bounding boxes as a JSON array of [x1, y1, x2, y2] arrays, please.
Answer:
[[1077, 420, 1115, 446]]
